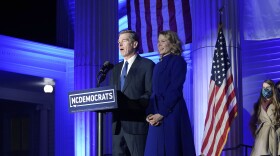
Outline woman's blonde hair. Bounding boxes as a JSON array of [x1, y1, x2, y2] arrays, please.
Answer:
[[158, 30, 182, 55]]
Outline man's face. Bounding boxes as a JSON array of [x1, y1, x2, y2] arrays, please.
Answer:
[[118, 33, 138, 58]]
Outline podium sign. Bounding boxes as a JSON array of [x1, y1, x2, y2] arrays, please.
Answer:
[[68, 86, 117, 112]]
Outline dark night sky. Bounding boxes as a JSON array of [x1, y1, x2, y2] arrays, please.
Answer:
[[0, 0, 56, 45]]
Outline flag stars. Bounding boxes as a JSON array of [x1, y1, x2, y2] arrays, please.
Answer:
[[210, 29, 232, 87]]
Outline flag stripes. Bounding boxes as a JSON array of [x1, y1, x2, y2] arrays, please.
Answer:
[[202, 71, 237, 155], [201, 26, 238, 156], [127, 0, 192, 53]]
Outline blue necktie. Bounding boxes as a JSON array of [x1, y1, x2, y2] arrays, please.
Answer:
[[120, 61, 128, 90]]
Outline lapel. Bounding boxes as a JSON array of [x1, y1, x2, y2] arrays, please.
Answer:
[[122, 55, 141, 92], [115, 62, 123, 90], [158, 54, 172, 74], [266, 103, 275, 122], [259, 103, 275, 124]]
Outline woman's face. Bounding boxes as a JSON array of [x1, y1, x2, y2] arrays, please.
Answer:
[[262, 82, 273, 99], [262, 82, 271, 90], [157, 34, 172, 55]]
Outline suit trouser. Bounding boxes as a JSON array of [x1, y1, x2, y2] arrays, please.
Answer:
[[113, 127, 147, 156]]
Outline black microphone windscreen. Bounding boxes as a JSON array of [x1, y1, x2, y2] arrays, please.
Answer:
[[103, 61, 110, 66], [97, 61, 114, 79], [107, 63, 114, 69]]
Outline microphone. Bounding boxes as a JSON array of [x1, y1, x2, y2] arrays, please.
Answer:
[[97, 61, 114, 87], [98, 61, 114, 76]]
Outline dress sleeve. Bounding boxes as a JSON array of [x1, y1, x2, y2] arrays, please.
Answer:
[[158, 56, 187, 117]]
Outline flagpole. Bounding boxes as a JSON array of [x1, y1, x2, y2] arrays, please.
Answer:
[[218, 6, 224, 25], [201, 5, 238, 156]]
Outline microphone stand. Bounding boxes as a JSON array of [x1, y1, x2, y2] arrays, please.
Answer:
[[96, 73, 106, 156], [95, 62, 113, 156]]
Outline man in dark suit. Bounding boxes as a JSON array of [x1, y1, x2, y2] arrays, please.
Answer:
[[110, 30, 155, 156]]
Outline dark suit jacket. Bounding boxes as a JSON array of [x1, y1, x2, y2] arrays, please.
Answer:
[[110, 54, 155, 135]]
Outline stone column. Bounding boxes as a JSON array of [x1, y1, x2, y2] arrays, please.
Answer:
[[74, 0, 118, 155]]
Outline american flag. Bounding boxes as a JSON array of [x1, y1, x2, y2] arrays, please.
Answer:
[[126, 0, 192, 53], [201, 25, 238, 156]]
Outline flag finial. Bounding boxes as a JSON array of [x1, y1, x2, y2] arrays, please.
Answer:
[[219, 6, 224, 25]]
